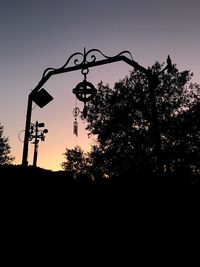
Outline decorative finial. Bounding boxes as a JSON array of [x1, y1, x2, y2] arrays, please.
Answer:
[[167, 55, 173, 72]]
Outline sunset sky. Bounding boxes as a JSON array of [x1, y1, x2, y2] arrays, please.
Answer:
[[0, 0, 199, 171]]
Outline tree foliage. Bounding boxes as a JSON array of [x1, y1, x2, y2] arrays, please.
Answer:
[[0, 123, 14, 165], [84, 62, 200, 180], [62, 61, 200, 187], [61, 146, 87, 174]]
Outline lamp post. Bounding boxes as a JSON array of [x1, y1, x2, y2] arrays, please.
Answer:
[[147, 56, 173, 175], [147, 72, 163, 175], [29, 121, 48, 167], [22, 48, 172, 175]]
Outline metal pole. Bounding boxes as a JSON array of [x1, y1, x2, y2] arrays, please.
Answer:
[[22, 94, 33, 166], [33, 121, 39, 167], [148, 73, 163, 176]]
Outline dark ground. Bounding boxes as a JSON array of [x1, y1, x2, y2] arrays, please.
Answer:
[[1, 164, 199, 205], [1, 164, 199, 262]]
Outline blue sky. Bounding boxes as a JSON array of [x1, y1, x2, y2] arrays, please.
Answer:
[[0, 0, 199, 170]]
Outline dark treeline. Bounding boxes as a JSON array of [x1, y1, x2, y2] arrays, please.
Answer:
[[0, 164, 199, 197]]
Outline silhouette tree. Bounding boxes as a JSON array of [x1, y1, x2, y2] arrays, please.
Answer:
[[0, 123, 14, 165], [163, 90, 200, 180], [61, 146, 87, 175], [85, 62, 200, 180], [85, 144, 111, 179]]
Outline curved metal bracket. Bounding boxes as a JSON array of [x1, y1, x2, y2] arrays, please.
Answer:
[[23, 47, 171, 166], [42, 48, 135, 79], [22, 48, 150, 166]]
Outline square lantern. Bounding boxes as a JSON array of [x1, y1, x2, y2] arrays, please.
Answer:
[[32, 88, 53, 108]]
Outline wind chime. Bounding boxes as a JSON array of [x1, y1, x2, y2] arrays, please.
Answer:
[[72, 67, 97, 137], [73, 106, 80, 137]]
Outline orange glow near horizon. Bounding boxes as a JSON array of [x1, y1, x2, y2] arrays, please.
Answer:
[[11, 62, 132, 171], [16, 116, 97, 171]]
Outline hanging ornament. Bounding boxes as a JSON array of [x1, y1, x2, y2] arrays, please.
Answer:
[[73, 79, 96, 103], [73, 107, 80, 137], [73, 106, 80, 117], [82, 103, 87, 119], [72, 67, 96, 118], [73, 118, 78, 137]]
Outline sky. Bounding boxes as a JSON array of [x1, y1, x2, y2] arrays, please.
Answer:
[[0, 0, 200, 171]]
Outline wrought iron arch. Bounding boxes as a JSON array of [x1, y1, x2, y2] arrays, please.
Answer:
[[22, 47, 172, 173]]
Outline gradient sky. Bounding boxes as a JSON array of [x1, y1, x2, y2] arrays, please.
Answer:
[[0, 0, 199, 170]]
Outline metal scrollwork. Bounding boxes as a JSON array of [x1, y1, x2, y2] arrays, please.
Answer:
[[42, 48, 134, 78]]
